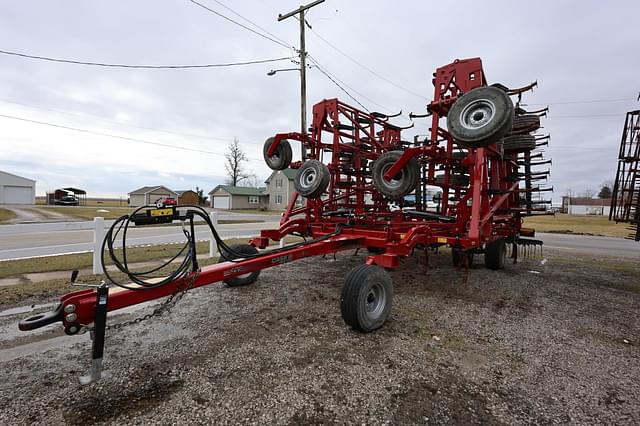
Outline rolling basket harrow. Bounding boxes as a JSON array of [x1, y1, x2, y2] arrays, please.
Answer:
[[19, 58, 552, 384]]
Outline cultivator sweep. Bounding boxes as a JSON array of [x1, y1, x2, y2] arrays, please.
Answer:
[[19, 58, 551, 384], [611, 110, 640, 241]]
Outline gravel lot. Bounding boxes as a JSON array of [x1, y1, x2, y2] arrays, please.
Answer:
[[1, 247, 639, 425]]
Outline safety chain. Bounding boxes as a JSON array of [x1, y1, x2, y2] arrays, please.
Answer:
[[84, 271, 200, 332]]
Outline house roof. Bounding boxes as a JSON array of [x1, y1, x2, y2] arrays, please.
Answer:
[[0, 170, 36, 183], [129, 185, 176, 195], [265, 168, 297, 183], [209, 185, 266, 196], [569, 197, 611, 206]]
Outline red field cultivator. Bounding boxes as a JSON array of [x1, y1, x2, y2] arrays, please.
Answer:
[[19, 58, 551, 384]]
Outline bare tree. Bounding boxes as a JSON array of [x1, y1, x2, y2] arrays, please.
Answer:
[[583, 189, 596, 198], [224, 138, 252, 186], [239, 174, 259, 188]]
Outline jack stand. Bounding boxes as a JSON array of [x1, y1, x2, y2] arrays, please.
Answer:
[[79, 282, 110, 385]]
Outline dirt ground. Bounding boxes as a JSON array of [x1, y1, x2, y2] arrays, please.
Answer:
[[1, 247, 639, 425]]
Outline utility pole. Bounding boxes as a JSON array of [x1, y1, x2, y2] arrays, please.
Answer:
[[278, 0, 325, 160]]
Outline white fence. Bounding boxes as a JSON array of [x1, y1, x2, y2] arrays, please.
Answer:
[[0, 212, 267, 274]]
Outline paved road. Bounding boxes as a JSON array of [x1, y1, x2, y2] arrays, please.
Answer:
[[0, 214, 281, 260], [538, 232, 640, 259]]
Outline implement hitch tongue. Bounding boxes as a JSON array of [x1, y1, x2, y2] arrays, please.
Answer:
[[79, 282, 110, 385]]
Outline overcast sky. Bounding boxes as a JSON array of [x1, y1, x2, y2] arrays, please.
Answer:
[[0, 0, 638, 201]]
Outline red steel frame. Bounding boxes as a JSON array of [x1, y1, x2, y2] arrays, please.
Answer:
[[21, 57, 528, 334]]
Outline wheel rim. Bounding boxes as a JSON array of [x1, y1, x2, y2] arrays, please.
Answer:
[[364, 282, 386, 320], [299, 167, 317, 189], [381, 163, 404, 189], [459, 99, 496, 131]]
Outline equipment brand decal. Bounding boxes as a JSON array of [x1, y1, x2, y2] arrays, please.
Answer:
[[224, 266, 246, 277], [271, 254, 293, 265]]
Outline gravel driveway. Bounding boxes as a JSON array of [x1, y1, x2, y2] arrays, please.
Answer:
[[1, 248, 639, 425]]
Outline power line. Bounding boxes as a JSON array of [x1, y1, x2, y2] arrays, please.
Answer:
[[526, 97, 637, 106], [208, 0, 293, 49], [307, 56, 369, 112], [0, 113, 263, 160], [188, 0, 292, 50], [0, 98, 263, 145], [0, 49, 291, 69], [308, 27, 428, 101]]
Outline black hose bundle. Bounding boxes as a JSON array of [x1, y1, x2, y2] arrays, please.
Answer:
[[101, 204, 343, 291]]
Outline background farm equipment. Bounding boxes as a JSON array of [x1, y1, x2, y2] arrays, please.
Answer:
[[19, 58, 551, 384], [611, 110, 640, 241]]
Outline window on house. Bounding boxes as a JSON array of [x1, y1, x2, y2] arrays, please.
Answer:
[[275, 179, 283, 188], [248, 196, 259, 204], [275, 194, 283, 204]]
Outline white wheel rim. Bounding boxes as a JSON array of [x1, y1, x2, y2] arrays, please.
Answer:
[[459, 99, 496, 130]]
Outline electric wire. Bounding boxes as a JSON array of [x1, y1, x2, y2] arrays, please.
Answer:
[[208, 0, 294, 49], [307, 56, 370, 112], [308, 27, 428, 101], [188, 0, 292, 49], [0, 49, 291, 69], [0, 113, 263, 160], [0, 98, 263, 145]]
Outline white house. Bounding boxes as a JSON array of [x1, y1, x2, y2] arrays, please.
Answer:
[[0, 170, 36, 204]]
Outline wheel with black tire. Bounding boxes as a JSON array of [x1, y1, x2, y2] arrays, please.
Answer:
[[447, 86, 515, 148], [484, 239, 506, 270], [435, 173, 469, 187], [340, 264, 393, 332], [452, 248, 474, 267], [294, 160, 330, 198], [510, 114, 540, 135], [263, 137, 292, 171], [372, 151, 418, 200], [217, 244, 261, 287], [503, 135, 536, 154]]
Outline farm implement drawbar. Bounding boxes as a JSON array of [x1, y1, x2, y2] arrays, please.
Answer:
[[19, 58, 552, 384]]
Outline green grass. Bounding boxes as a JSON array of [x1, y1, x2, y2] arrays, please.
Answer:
[[0, 208, 17, 224], [524, 213, 629, 238]]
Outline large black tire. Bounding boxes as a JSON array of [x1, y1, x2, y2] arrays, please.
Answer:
[[217, 244, 261, 287], [452, 248, 474, 267], [372, 151, 418, 200], [263, 137, 292, 171], [484, 239, 506, 270], [503, 135, 536, 154], [340, 264, 393, 332], [447, 86, 515, 148], [435, 173, 469, 187], [294, 160, 330, 198], [510, 114, 540, 135]]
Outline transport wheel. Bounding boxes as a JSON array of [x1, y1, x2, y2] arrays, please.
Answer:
[[217, 244, 261, 287], [341, 264, 393, 332], [484, 239, 507, 270], [510, 114, 540, 135], [294, 160, 330, 198], [263, 137, 292, 170], [503, 135, 536, 154], [447, 86, 515, 148], [452, 248, 474, 267], [372, 150, 418, 200], [435, 173, 469, 187]]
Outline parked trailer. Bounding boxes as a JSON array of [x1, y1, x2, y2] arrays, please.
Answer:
[[19, 58, 551, 384]]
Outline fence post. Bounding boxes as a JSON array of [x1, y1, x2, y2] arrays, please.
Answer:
[[93, 217, 104, 275], [209, 211, 218, 257]]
